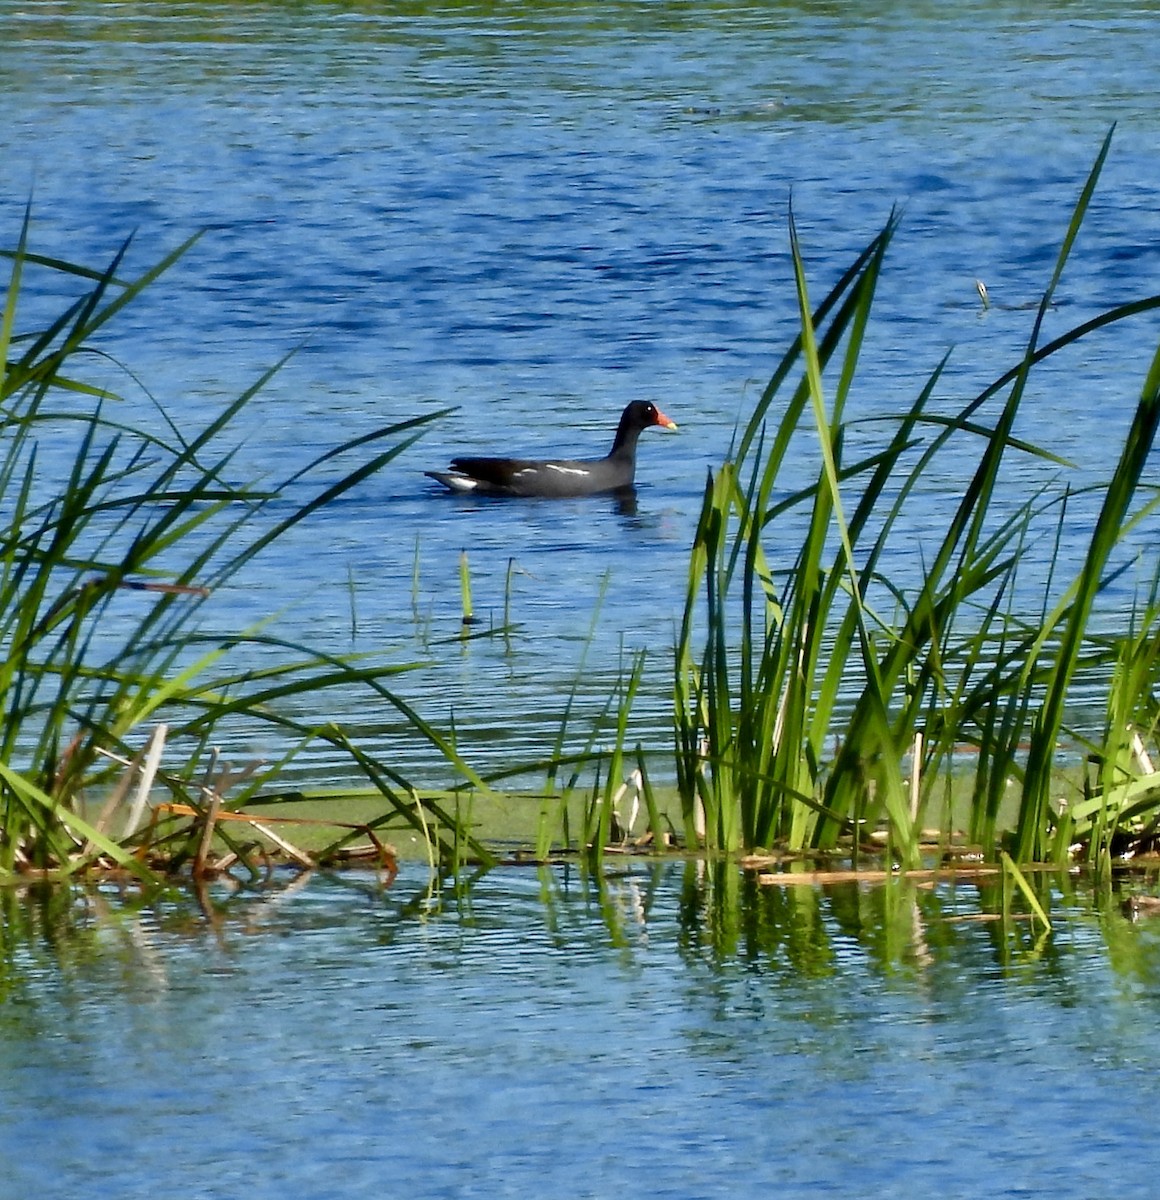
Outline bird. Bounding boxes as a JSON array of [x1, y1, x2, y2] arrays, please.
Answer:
[[425, 400, 678, 498]]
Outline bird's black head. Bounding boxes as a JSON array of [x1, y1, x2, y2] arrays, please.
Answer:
[[622, 400, 677, 431]]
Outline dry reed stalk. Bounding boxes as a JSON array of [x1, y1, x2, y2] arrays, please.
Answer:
[[123, 724, 168, 838], [756, 865, 1003, 886], [243, 820, 314, 868], [89, 747, 147, 844], [910, 730, 923, 821], [610, 768, 642, 838], [156, 802, 398, 876]]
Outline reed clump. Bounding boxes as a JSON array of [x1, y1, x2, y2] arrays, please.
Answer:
[[0, 207, 491, 883], [674, 129, 1160, 869], [10, 131, 1160, 885]]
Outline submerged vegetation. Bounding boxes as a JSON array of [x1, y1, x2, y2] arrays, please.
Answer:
[[4, 133, 1160, 888]]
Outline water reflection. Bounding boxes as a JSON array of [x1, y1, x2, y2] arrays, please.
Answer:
[[428, 483, 643, 520], [670, 859, 1160, 981], [8, 857, 1156, 990], [6, 863, 1160, 1197]]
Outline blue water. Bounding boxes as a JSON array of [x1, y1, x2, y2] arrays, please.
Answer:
[[4, 2, 1160, 779], [4, 863, 1160, 1198], [5, 7, 1160, 1191]]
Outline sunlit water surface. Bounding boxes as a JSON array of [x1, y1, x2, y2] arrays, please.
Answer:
[[4, 863, 1160, 1198], [4, 7, 1160, 1193], [3, 1, 1160, 779]]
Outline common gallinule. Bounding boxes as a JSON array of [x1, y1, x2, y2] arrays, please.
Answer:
[[425, 400, 678, 497]]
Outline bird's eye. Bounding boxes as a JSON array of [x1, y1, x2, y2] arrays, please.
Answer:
[[644, 403, 656, 418]]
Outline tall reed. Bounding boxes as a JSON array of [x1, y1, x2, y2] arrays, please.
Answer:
[[0, 209, 492, 877], [675, 129, 1160, 865]]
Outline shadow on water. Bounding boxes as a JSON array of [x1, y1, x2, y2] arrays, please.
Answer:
[[424, 482, 643, 520]]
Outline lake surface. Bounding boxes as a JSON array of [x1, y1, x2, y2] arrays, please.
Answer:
[[7, 7, 1160, 1193], [4, 0, 1160, 782], [4, 862, 1160, 1198]]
